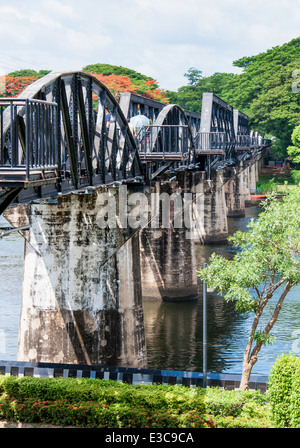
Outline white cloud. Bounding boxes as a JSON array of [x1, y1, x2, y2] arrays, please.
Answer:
[[0, 0, 299, 90]]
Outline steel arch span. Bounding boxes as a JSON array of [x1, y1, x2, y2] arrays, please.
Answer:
[[2, 71, 144, 191], [150, 104, 195, 161]]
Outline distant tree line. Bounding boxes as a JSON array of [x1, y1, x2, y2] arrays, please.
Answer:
[[2, 37, 300, 158], [167, 37, 300, 159]]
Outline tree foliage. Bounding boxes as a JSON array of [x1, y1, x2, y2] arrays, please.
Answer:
[[170, 72, 235, 114], [7, 69, 51, 78], [287, 124, 300, 164], [0, 64, 169, 104], [184, 67, 203, 86], [171, 37, 300, 155], [82, 63, 154, 82], [83, 63, 169, 103], [198, 187, 300, 390], [0, 70, 50, 97], [0, 75, 39, 97], [222, 38, 300, 155]]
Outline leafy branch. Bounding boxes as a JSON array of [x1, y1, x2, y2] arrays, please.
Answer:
[[198, 187, 300, 390]]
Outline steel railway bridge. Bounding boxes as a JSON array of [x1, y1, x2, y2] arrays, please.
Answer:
[[0, 71, 272, 369], [0, 71, 269, 215]]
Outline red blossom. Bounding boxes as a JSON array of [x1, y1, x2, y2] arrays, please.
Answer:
[[0, 72, 169, 105]]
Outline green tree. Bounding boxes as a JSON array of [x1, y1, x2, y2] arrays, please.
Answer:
[[82, 63, 155, 83], [198, 188, 300, 390], [172, 38, 300, 153], [221, 37, 300, 155], [184, 67, 203, 86], [7, 69, 51, 78], [287, 124, 300, 163], [172, 71, 234, 114]]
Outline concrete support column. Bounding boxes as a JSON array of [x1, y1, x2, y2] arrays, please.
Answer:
[[140, 227, 198, 301], [4, 188, 147, 368], [224, 163, 251, 217], [140, 172, 198, 302], [201, 169, 228, 243], [248, 161, 258, 191], [243, 163, 251, 205]]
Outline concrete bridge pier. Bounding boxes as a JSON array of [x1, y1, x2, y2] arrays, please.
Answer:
[[140, 175, 198, 302], [140, 226, 198, 302], [201, 169, 229, 243], [248, 161, 258, 191], [139, 167, 229, 301], [3, 187, 147, 368], [224, 162, 251, 217]]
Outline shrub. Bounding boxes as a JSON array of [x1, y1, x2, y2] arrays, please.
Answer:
[[0, 376, 207, 428], [0, 375, 272, 428], [268, 353, 300, 427], [203, 387, 268, 417], [256, 178, 279, 193], [291, 169, 300, 185], [0, 377, 206, 413]]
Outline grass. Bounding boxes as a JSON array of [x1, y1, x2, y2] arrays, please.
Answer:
[[258, 173, 294, 185], [256, 173, 298, 193]]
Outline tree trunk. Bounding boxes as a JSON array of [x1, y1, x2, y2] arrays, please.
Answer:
[[239, 342, 258, 390], [239, 282, 293, 390], [239, 361, 253, 390]]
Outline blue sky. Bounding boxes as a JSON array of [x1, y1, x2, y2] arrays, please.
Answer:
[[0, 0, 299, 91]]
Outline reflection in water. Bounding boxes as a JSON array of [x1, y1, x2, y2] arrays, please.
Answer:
[[143, 206, 300, 375], [0, 208, 300, 375], [0, 215, 23, 360], [143, 295, 246, 374]]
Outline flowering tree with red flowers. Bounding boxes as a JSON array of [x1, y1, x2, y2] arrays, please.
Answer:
[[0, 75, 39, 97], [0, 70, 169, 104], [136, 78, 168, 103], [91, 72, 169, 103], [91, 73, 139, 99]]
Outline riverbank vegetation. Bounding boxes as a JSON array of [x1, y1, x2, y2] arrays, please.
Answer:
[[198, 187, 300, 390], [0, 375, 270, 428], [255, 173, 299, 193], [1, 353, 299, 428]]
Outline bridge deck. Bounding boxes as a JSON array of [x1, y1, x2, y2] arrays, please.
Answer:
[[0, 170, 59, 188], [139, 152, 189, 161], [195, 150, 225, 155]]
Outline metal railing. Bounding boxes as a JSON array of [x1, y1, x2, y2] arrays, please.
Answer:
[[195, 132, 271, 152], [194, 132, 226, 151], [236, 135, 271, 148], [235, 134, 251, 148], [250, 136, 271, 147], [136, 124, 192, 160], [0, 98, 59, 181]]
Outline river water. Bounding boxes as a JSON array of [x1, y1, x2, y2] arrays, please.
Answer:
[[0, 206, 299, 376]]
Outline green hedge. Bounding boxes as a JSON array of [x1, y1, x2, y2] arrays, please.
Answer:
[[0, 376, 205, 412], [0, 376, 209, 428], [0, 375, 273, 428], [268, 353, 300, 427]]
